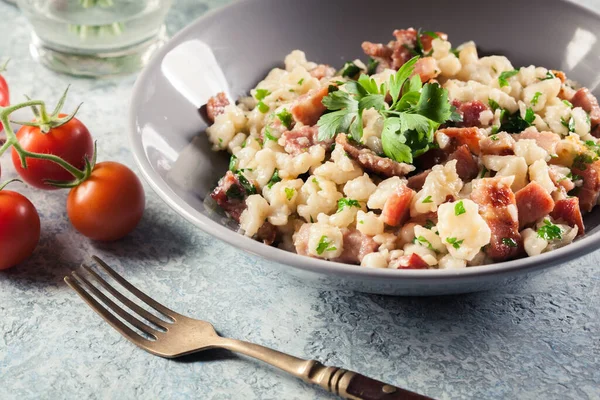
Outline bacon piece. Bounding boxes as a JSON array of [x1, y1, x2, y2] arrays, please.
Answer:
[[281, 125, 332, 155], [362, 28, 447, 71], [572, 160, 600, 212], [471, 177, 522, 261], [206, 92, 230, 124], [390, 253, 429, 269], [571, 88, 600, 137], [333, 229, 379, 264], [551, 198, 585, 236], [413, 57, 440, 83], [514, 130, 560, 155], [436, 127, 484, 155], [256, 221, 278, 245], [479, 132, 515, 156], [336, 134, 415, 177], [382, 185, 415, 226], [515, 182, 555, 229], [210, 171, 251, 222], [293, 223, 311, 256], [407, 170, 431, 191], [552, 70, 566, 83], [291, 86, 329, 126], [309, 64, 336, 80], [452, 100, 490, 128], [448, 144, 479, 181], [549, 166, 575, 193]]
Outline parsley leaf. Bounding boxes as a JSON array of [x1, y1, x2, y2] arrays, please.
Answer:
[[264, 126, 277, 141], [297, 78, 305, 85], [531, 91, 542, 106], [415, 235, 435, 251], [454, 200, 466, 216], [446, 237, 464, 249], [255, 89, 270, 101], [563, 100, 573, 108], [422, 195, 433, 204], [340, 61, 361, 78], [414, 83, 453, 123], [573, 153, 597, 170], [318, 91, 358, 141], [312, 177, 321, 191], [284, 187, 295, 201], [316, 236, 337, 255], [257, 101, 270, 113], [276, 108, 293, 129], [424, 219, 435, 229], [537, 219, 562, 241], [337, 198, 361, 212], [480, 166, 489, 179], [367, 58, 379, 75], [236, 172, 257, 195], [229, 154, 238, 171], [501, 237, 518, 248], [389, 57, 419, 104], [267, 169, 281, 188], [499, 109, 535, 133], [498, 70, 519, 87], [539, 71, 555, 81], [488, 98, 501, 111]]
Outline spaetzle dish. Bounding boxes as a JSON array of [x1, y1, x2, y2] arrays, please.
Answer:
[[204, 28, 600, 270]]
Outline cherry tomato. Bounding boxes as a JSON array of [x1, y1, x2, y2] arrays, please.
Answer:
[[0, 190, 40, 270], [12, 114, 94, 190], [67, 162, 145, 241], [0, 73, 8, 107]]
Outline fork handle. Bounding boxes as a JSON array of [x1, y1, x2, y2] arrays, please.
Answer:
[[219, 339, 433, 400]]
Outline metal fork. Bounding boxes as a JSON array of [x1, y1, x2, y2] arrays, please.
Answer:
[[64, 257, 433, 400]]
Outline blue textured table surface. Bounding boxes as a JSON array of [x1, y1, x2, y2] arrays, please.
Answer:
[[1, 1, 599, 399]]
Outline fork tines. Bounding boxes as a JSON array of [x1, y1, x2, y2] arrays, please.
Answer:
[[64, 256, 176, 344]]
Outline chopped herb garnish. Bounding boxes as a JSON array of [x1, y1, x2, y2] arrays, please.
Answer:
[[236, 172, 257, 195], [367, 58, 379, 75], [310, 215, 314, 223], [572, 153, 596, 170], [490, 134, 499, 141], [317, 56, 455, 164], [422, 195, 433, 204], [498, 70, 519, 88], [415, 235, 435, 251], [537, 219, 562, 241], [228, 154, 238, 171], [316, 236, 337, 255], [267, 169, 281, 188], [539, 71, 555, 81], [499, 109, 535, 133], [424, 219, 435, 230], [450, 48, 461, 58], [312, 177, 321, 191], [337, 198, 361, 212], [218, 138, 223, 144], [264, 126, 277, 141], [285, 187, 295, 201], [531, 91, 542, 106], [257, 101, 270, 113], [358, 220, 365, 224], [524, 108, 536, 124], [241, 139, 247, 148], [446, 237, 464, 249], [454, 200, 466, 216], [340, 61, 361, 78], [491, 126, 500, 135], [276, 108, 293, 129], [297, 78, 305, 85], [480, 166, 489, 178], [225, 184, 243, 200], [488, 98, 501, 111], [254, 89, 271, 101], [501, 237, 518, 248], [563, 100, 573, 108]]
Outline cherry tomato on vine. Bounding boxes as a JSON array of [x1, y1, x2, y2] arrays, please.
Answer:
[[67, 161, 145, 241], [0, 188, 40, 270], [12, 114, 94, 189], [0, 71, 8, 107]]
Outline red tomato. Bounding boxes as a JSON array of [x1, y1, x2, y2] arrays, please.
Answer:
[[12, 114, 94, 189], [0, 190, 40, 270], [67, 162, 145, 241], [0, 74, 8, 107]]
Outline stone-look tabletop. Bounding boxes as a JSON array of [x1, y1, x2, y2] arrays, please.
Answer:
[[0, 1, 599, 399]]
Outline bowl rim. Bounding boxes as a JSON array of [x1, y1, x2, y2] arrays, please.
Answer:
[[128, 0, 599, 281]]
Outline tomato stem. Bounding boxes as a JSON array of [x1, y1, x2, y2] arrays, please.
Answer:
[[0, 97, 87, 182], [0, 178, 23, 192]]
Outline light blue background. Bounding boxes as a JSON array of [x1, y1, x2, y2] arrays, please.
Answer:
[[0, 1, 599, 399]]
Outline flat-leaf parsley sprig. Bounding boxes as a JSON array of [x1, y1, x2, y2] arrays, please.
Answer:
[[317, 56, 460, 164]]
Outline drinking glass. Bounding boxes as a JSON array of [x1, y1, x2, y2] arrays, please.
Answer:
[[17, 0, 173, 77]]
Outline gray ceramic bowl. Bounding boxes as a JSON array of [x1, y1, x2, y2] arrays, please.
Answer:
[[129, 0, 600, 295]]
